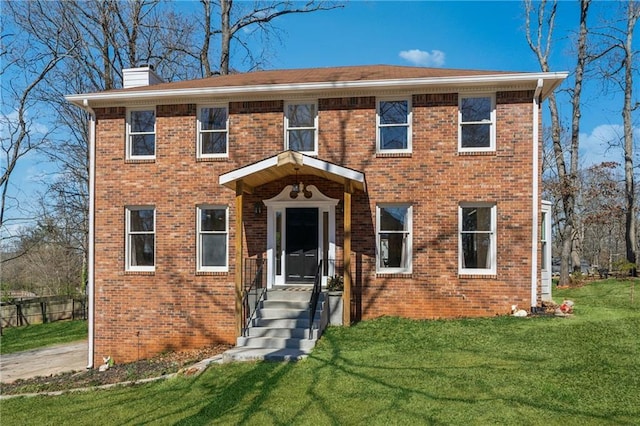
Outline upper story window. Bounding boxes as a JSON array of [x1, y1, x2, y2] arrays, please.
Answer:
[[198, 105, 228, 158], [127, 108, 156, 159], [376, 204, 412, 274], [126, 206, 155, 272], [285, 102, 318, 154], [197, 205, 228, 272], [377, 99, 412, 153], [459, 203, 496, 275], [458, 94, 495, 152]]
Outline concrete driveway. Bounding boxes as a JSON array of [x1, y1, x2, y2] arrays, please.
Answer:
[[0, 340, 88, 383]]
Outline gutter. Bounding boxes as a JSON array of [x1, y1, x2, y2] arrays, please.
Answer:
[[82, 99, 96, 369], [531, 79, 543, 310]]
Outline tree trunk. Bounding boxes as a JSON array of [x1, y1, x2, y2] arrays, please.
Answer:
[[567, 0, 590, 274], [219, 0, 232, 75], [200, 0, 212, 76], [623, 3, 638, 275]]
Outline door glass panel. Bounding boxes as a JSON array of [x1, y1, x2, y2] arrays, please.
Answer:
[[285, 208, 318, 283]]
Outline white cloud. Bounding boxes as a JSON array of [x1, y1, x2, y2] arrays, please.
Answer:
[[579, 124, 640, 168], [1, 109, 50, 138], [399, 49, 445, 67]]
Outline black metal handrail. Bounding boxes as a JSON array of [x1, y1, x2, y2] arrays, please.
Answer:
[[308, 259, 323, 339], [242, 258, 267, 337]]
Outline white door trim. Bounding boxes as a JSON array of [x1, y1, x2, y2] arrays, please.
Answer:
[[264, 184, 338, 288]]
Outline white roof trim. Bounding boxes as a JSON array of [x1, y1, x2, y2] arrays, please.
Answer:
[[219, 151, 365, 190], [302, 155, 365, 183], [65, 72, 569, 106]]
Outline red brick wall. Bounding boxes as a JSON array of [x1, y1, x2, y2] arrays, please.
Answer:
[[92, 89, 539, 363]]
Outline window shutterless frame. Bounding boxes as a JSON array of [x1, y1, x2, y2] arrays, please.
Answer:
[[376, 204, 413, 274], [125, 206, 155, 272], [196, 205, 229, 272], [458, 93, 496, 152], [197, 105, 229, 158], [126, 108, 156, 160], [458, 203, 497, 275], [376, 98, 412, 154], [284, 101, 318, 155]]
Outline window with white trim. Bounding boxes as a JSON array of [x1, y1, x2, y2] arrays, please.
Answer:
[[197, 205, 228, 272], [285, 102, 318, 154], [458, 94, 495, 152], [126, 206, 155, 271], [459, 203, 496, 275], [197, 105, 228, 157], [377, 99, 411, 153], [127, 108, 156, 159], [376, 204, 412, 273]]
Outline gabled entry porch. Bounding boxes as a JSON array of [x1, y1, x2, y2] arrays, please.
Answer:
[[219, 151, 366, 338]]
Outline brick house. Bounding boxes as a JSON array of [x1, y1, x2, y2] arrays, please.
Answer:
[[67, 65, 565, 365]]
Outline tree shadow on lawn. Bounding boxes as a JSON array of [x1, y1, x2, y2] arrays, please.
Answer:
[[97, 315, 637, 425], [299, 322, 637, 424], [168, 361, 294, 425]]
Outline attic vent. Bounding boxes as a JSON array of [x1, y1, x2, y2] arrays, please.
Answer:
[[122, 66, 163, 89]]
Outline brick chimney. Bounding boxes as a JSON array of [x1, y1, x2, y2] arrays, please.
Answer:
[[122, 65, 163, 89]]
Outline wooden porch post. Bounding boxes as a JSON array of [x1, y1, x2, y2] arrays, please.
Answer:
[[235, 180, 244, 337], [343, 180, 352, 326]]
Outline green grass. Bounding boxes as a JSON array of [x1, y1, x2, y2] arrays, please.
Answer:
[[2, 280, 639, 425], [0, 320, 87, 354]]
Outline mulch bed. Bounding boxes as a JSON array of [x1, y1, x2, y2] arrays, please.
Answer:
[[1, 344, 231, 396]]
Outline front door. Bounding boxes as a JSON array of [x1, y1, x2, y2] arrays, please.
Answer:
[[285, 208, 318, 283]]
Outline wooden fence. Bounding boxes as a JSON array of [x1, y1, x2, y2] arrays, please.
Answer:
[[1, 296, 87, 328]]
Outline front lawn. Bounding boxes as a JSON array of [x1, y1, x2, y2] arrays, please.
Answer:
[[1, 280, 638, 424], [0, 320, 87, 355]]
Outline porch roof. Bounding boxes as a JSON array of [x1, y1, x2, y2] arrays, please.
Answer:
[[219, 151, 366, 194]]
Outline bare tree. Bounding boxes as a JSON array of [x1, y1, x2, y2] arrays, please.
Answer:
[[593, 2, 640, 274], [2, 213, 84, 297], [0, 3, 77, 231], [580, 162, 626, 271], [620, 2, 639, 274], [525, 0, 592, 285], [3, 0, 344, 296], [198, 0, 343, 75]]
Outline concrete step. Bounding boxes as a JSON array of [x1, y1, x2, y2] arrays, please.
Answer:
[[228, 287, 328, 363], [266, 289, 314, 302], [257, 307, 321, 320], [222, 347, 309, 363], [253, 317, 317, 329], [243, 326, 310, 339], [236, 336, 317, 351], [261, 299, 310, 310]]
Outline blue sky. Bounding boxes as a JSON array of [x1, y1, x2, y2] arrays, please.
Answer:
[[269, 0, 636, 168], [7, 0, 638, 233]]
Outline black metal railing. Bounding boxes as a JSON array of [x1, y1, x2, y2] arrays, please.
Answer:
[[308, 259, 324, 339], [242, 258, 267, 337]]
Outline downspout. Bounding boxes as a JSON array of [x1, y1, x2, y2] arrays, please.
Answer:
[[531, 79, 543, 310], [83, 99, 96, 368]]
